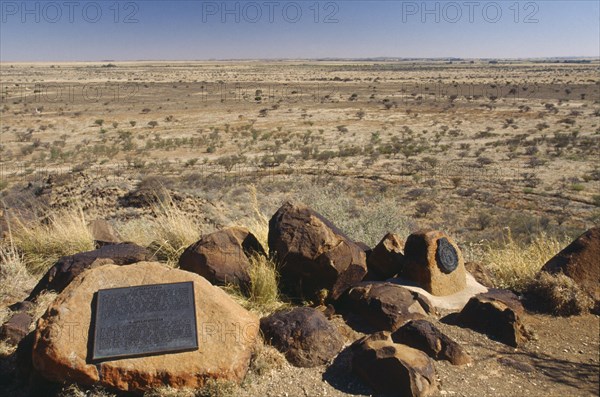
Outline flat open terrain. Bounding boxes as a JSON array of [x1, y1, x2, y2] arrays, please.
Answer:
[[1, 60, 599, 244], [0, 60, 599, 396]]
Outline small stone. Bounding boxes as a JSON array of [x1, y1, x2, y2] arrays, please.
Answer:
[[345, 282, 432, 331], [457, 289, 531, 347], [392, 320, 472, 365], [352, 331, 438, 397], [260, 307, 344, 367], [27, 243, 152, 301], [1, 312, 33, 345], [179, 226, 265, 289], [367, 233, 405, 279]]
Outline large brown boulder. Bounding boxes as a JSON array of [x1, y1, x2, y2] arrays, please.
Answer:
[[402, 230, 466, 296], [179, 226, 265, 289], [367, 233, 405, 280], [345, 282, 433, 332], [32, 262, 259, 393], [456, 289, 531, 347], [540, 227, 600, 309], [352, 331, 438, 397], [26, 243, 152, 302], [260, 307, 344, 367], [268, 202, 367, 301], [392, 320, 472, 365]]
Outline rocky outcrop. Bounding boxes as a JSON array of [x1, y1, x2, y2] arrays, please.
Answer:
[[268, 202, 367, 301], [32, 262, 259, 393], [352, 331, 438, 397], [179, 227, 265, 289], [26, 243, 151, 301], [392, 320, 472, 365], [403, 230, 466, 296], [260, 307, 344, 367], [345, 282, 433, 331]]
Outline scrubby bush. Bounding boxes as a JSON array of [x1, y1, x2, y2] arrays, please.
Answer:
[[527, 272, 594, 316]]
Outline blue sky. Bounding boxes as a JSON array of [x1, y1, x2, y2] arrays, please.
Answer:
[[1, 1, 598, 61]]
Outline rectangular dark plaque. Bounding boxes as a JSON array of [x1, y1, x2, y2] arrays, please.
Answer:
[[92, 281, 198, 361]]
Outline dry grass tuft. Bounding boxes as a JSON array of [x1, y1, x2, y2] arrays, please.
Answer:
[[144, 380, 237, 397], [224, 253, 286, 316], [144, 386, 198, 397], [8, 206, 95, 275], [246, 254, 281, 312], [58, 384, 116, 397], [528, 272, 594, 316], [241, 185, 270, 253], [118, 193, 202, 267], [195, 379, 238, 397], [0, 339, 17, 357], [0, 240, 36, 305], [482, 229, 568, 292], [248, 338, 287, 377], [28, 290, 58, 328]]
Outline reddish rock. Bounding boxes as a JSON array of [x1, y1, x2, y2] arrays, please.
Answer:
[[260, 307, 344, 367], [403, 230, 466, 296], [367, 233, 405, 280], [1, 312, 33, 345], [346, 282, 432, 331], [465, 261, 496, 288], [392, 319, 472, 365], [541, 227, 600, 309], [179, 226, 265, 289], [88, 219, 121, 248], [457, 289, 530, 347], [352, 331, 438, 397], [268, 202, 367, 301], [32, 262, 259, 393], [26, 243, 151, 301]]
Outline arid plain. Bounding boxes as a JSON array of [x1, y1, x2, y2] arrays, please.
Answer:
[[0, 60, 598, 397]]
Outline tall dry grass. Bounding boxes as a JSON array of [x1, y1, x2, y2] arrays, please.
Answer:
[[240, 185, 269, 252], [0, 239, 36, 304], [224, 253, 285, 316], [482, 229, 568, 292], [118, 193, 202, 267], [8, 206, 95, 275]]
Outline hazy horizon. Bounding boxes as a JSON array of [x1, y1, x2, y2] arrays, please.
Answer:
[[1, 1, 599, 62]]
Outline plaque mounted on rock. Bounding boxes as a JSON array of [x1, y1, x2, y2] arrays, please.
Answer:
[[435, 237, 459, 274], [92, 282, 198, 361]]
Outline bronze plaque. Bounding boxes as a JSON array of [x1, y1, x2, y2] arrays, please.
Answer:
[[92, 282, 198, 361]]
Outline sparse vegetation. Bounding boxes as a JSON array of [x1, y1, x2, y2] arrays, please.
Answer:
[[528, 272, 594, 316], [8, 207, 95, 274], [482, 230, 569, 293]]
